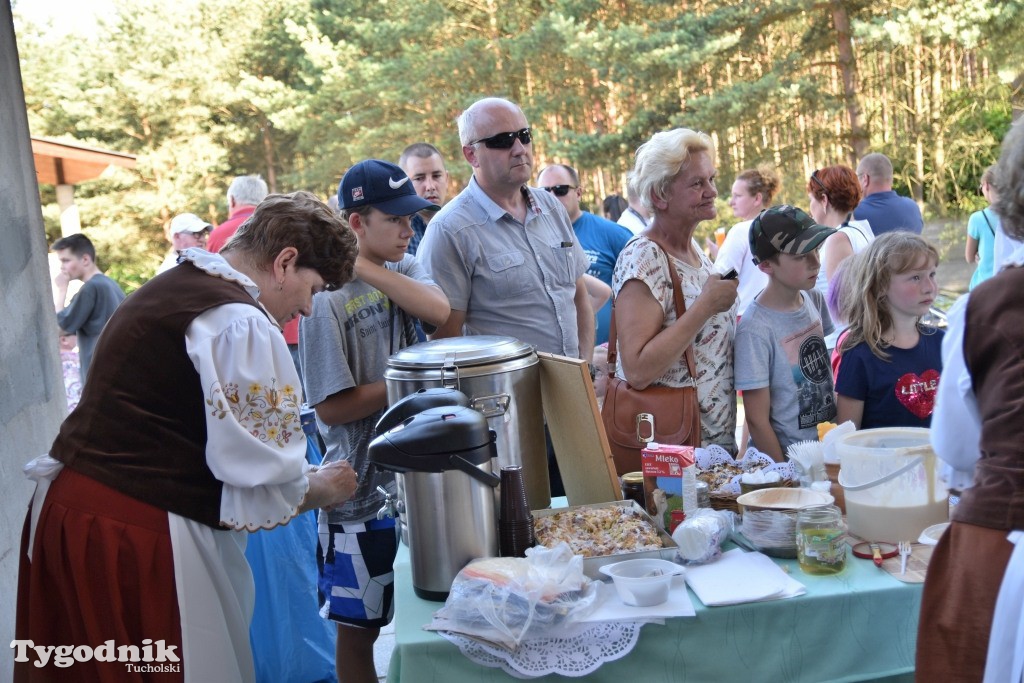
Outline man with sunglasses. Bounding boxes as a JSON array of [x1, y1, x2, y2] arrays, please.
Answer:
[[417, 97, 593, 360], [417, 97, 594, 496], [537, 164, 632, 346], [853, 152, 923, 236]]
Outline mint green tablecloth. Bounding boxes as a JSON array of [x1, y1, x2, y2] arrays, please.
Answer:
[[387, 524, 920, 682]]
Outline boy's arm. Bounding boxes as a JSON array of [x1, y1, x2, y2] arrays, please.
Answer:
[[313, 381, 388, 427], [742, 387, 784, 461], [430, 309, 465, 339], [56, 281, 95, 334], [354, 257, 450, 327], [54, 271, 71, 312]]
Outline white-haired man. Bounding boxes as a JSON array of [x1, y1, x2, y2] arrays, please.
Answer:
[[207, 175, 269, 252]]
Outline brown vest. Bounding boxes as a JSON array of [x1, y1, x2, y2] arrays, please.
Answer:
[[52, 262, 267, 528], [953, 264, 1024, 530]]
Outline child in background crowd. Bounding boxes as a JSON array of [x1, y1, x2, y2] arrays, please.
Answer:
[[300, 160, 450, 683], [834, 232, 944, 429], [58, 333, 81, 412], [965, 165, 1000, 290], [735, 205, 838, 461]]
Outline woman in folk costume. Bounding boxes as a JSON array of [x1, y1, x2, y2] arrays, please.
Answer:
[[916, 122, 1024, 681], [16, 191, 360, 682]]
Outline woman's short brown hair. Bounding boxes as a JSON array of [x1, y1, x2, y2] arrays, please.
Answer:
[[223, 190, 358, 290]]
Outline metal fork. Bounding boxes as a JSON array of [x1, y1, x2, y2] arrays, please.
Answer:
[[898, 541, 912, 575]]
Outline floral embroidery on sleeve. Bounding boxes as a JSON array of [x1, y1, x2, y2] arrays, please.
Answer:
[[206, 379, 303, 447]]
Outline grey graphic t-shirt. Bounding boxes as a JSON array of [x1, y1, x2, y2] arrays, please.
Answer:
[[735, 289, 836, 450], [300, 255, 431, 523]]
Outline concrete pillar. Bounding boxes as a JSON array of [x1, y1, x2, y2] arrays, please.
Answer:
[[56, 182, 81, 235], [0, 1, 68, 677]]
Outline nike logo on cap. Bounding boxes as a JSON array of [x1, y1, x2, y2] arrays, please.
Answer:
[[389, 176, 410, 189]]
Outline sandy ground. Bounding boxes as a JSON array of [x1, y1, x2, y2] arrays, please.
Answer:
[[925, 216, 975, 300]]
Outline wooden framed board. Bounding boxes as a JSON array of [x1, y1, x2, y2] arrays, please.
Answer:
[[537, 352, 622, 505]]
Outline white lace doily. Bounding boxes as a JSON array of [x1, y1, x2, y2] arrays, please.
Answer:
[[695, 445, 798, 494], [438, 619, 654, 679]]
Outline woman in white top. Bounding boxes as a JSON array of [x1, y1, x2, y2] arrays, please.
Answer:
[[714, 165, 779, 316], [807, 164, 875, 349]]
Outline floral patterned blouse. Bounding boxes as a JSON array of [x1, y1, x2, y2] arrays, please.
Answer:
[[612, 236, 737, 452], [181, 249, 312, 531]]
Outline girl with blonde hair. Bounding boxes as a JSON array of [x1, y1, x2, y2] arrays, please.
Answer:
[[834, 231, 944, 429]]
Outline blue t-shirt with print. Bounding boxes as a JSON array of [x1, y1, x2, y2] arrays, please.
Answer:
[[835, 328, 945, 429], [573, 211, 632, 345]]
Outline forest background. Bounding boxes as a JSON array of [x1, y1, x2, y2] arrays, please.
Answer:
[[12, 0, 1024, 291]]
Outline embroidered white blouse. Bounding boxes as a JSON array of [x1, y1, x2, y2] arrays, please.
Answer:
[[180, 248, 310, 531], [931, 242, 1024, 490]]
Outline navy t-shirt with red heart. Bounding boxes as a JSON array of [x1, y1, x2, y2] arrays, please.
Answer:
[[835, 329, 945, 429]]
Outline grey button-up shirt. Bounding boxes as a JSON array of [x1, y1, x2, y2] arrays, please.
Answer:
[[417, 176, 589, 357]]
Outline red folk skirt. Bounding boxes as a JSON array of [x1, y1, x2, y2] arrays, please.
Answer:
[[15, 467, 184, 682]]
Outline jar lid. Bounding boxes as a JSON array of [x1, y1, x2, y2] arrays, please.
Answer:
[[622, 472, 644, 484], [387, 335, 534, 369]]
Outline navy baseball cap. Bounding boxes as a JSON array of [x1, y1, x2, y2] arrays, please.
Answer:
[[749, 205, 836, 265], [338, 159, 439, 216]]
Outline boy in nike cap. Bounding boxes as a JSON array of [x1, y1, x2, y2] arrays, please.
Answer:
[[299, 159, 451, 681], [734, 205, 839, 461]]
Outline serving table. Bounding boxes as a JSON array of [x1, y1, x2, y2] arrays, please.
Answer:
[[387, 509, 921, 682]]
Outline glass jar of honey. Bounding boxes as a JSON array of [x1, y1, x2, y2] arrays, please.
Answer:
[[796, 504, 846, 575]]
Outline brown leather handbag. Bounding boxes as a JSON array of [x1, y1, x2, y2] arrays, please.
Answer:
[[601, 238, 703, 475]]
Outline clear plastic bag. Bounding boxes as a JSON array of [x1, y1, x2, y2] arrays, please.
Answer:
[[671, 508, 736, 565], [428, 542, 599, 650]]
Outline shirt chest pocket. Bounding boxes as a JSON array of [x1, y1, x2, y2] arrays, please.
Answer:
[[485, 251, 529, 299]]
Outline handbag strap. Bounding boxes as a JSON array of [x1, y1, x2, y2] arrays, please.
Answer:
[[981, 209, 995, 236], [607, 235, 698, 381]]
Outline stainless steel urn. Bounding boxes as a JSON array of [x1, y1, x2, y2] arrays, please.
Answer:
[[385, 336, 551, 512], [369, 403, 499, 601]]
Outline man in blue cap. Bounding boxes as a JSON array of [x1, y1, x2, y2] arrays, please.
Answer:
[[299, 159, 451, 683]]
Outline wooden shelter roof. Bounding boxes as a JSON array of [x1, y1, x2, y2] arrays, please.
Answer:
[[31, 137, 136, 186]]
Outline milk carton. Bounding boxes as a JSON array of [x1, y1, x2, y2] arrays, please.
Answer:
[[641, 443, 696, 531]]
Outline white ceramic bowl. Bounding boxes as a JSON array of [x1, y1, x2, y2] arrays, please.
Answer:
[[736, 487, 835, 511], [598, 558, 684, 607]]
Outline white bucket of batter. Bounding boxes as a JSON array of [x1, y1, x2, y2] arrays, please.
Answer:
[[836, 427, 948, 543]]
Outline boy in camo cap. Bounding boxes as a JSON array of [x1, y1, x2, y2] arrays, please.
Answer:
[[734, 205, 838, 461]]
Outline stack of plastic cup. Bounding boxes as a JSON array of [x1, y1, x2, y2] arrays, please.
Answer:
[[498, 465, 535, 557]]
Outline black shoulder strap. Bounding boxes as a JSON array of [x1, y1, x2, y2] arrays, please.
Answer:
[[981, 209, 995, 236]]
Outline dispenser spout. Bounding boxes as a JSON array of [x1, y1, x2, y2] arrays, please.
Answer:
[[376, 485, 397, 520]]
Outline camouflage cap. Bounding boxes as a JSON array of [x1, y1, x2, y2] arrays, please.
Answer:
[[749, 205, 837, 265]]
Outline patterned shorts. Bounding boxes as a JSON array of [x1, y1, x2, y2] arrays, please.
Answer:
[[317, 517, 398, 629]]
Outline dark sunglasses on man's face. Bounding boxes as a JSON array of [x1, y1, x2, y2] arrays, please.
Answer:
[[540, 185, 577, 197], [471, 127, 532, 149]]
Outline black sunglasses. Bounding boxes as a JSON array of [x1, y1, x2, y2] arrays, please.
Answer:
[[541, 185, 577, 197], [471, 127, 532, 149], [810, 170, 829, 196]]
